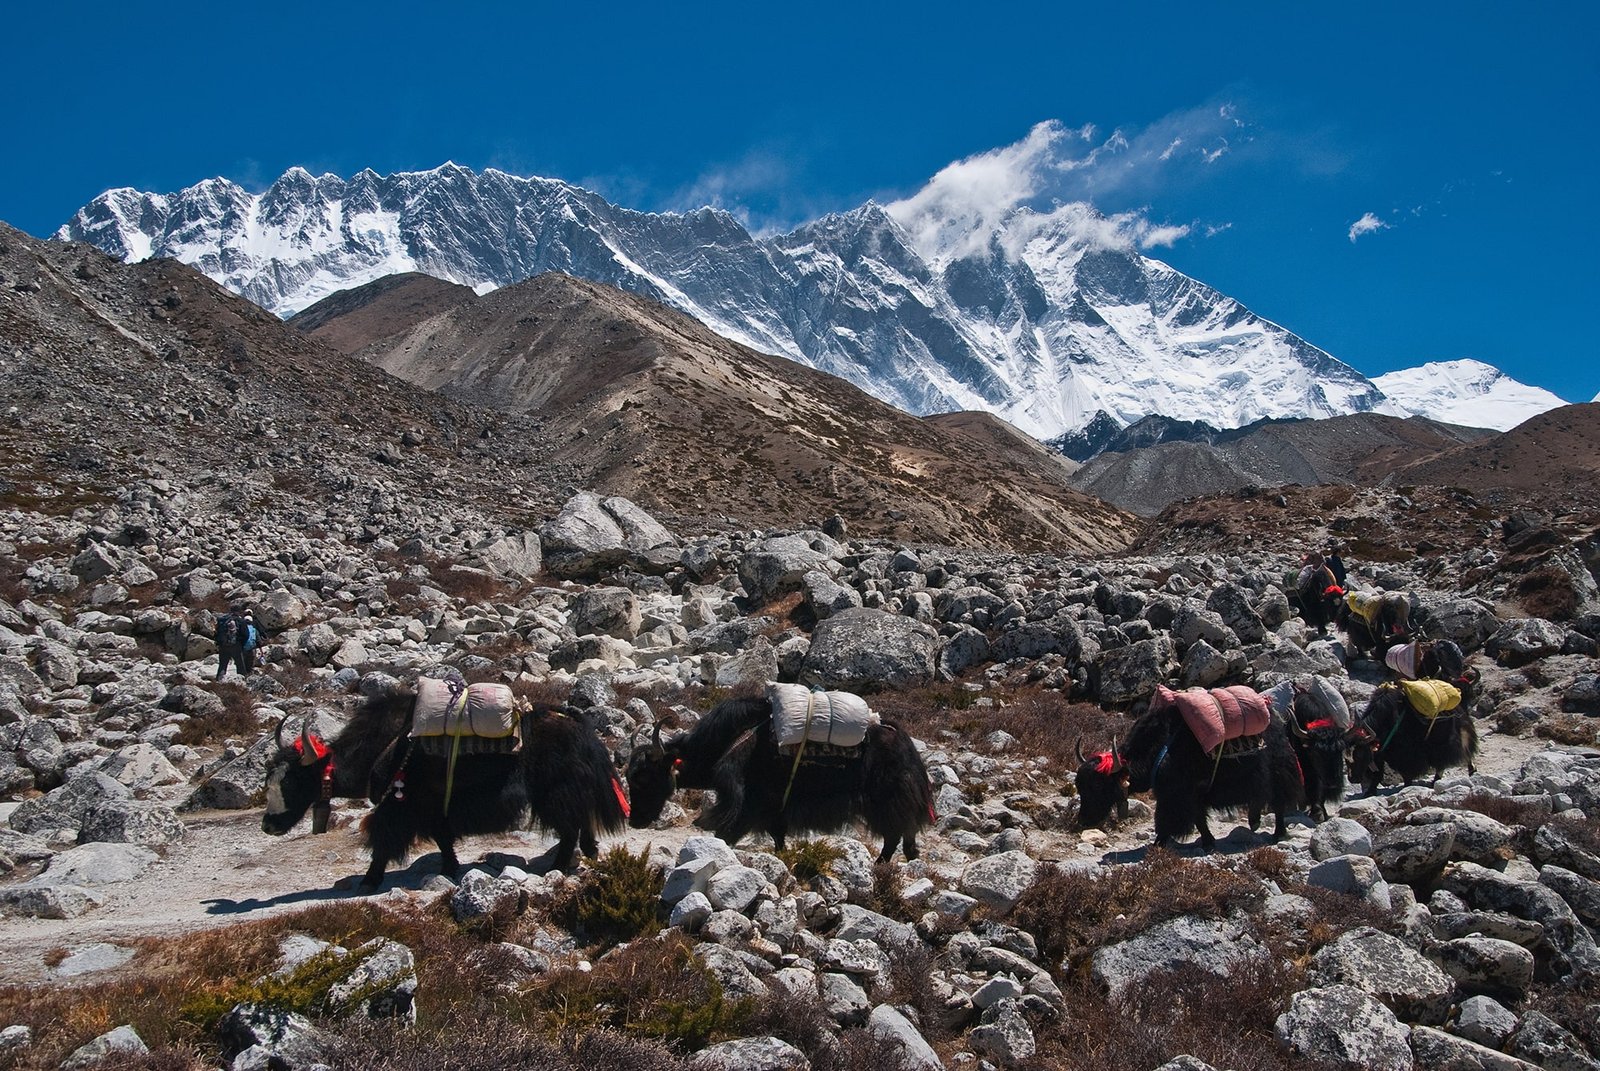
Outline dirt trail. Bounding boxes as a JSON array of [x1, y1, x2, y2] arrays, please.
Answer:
[[0, 807, 694, 985], [0, 726, 1547, 987]]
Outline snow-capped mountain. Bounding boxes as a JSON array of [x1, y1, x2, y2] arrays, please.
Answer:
[[1371, 359, 1567, 432], [59, 161, 1401, 438]]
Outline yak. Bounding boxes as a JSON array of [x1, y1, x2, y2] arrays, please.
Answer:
[[1338, 591, 1417, 660], [1271, 681, 1360, 824], [1350, 641, 1480, 793], [1076, 687, 1304, 851], [625, 695, 934, 863], [1294, 557, 1344, 636], [262, 688, 628, 891]]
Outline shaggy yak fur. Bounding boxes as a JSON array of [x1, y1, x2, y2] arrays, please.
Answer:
[[1279, 688, 1360, 824], [1295, 562, 1344, 635], [262, 690, 627, 891], [1075, 691, 1305, 850], [1351, 642, 1480, 793], [625, 696, 934, 863], [1338, 591, 1417, 659]]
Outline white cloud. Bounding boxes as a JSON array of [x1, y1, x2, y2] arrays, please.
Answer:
[[1348, 212, 1389, 242], [884, 109, 1243, 265]]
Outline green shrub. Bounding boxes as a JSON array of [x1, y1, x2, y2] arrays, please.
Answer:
[[777, 839, 845, 883], [566, 846, 664, 946]]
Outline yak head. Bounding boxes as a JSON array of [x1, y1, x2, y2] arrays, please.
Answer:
[[1345, 724, 1380, 785], [1073, 736, 1130, 828], [623, 718, 679, 829], [262, 717, 336, 836]]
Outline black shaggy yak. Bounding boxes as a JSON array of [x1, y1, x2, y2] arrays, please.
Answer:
[[1351, 642, 1479, 793], [1295, 559, 1344, 636], [625, 696, 934, 862], [1276, 686, 1359, 824], [1076, 690, 1304, 850], [262, 689, 628, 891]]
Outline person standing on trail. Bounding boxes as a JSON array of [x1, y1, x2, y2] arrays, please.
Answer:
[[241, 609, 262, 673], [214, 609, 250, 680]]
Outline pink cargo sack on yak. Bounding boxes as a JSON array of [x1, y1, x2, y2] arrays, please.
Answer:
[[1151, 684, 1272, 755]]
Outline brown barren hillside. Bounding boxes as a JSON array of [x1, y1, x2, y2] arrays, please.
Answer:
[[1387, 402, 1600, 508], [293, 271, 1138, 552], [1070, 413, 1492, 516], [290, 271, 476, 355]]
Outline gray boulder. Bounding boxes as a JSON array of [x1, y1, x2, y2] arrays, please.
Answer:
[[1415, 595, 1500, 652], [1311, 926, 1455, 1022], [571, 586, 642, 639], [472, 532, 542, 580], [1206, 583, 1267, 644], [1274, 984, 1413, 1071], [692, 1036, 810, 1071], [218, 1003, 330, 1068], [1440, 861, 1600, 982], [1410, 1026, 1540, 1071], [1311, 817, 1374, 860], [958, 850, 1038, 914], [801, 570, 862, 620], [1506, 1011, 1600, 1071], [1308, 854, 1392, 910], [1455, 994, 1520, 1047], [0, 884, 103, 919], [968, 998, 1036, 1066], [81, 798, 186, 847], [1374, 823, 1456, 886], [866, 1004, 942, 1071], [1096, 637, 1177, 705], [256, 590, 310, 631], [542, 493, 676, 578], [1408, 808, 1513, 866], [740, 537, 835, 605], [450, 869, 525, 922], [1434, 937, 1535, 1000], [41, 842, 158, 885], [9, 771, 131, 837], [800, 608, 937, 690], [60, 1024, 147, 1069], [186, 727, 287, 810], [1487, 618, 1567, 666], [1092, 915, 1266, 1001], [1540, 865, 1600, 931]]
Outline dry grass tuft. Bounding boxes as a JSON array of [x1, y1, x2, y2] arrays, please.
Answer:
[[1011, 850, 1262, 969], [872, 685, 1127, 772], [174, 682, 263, 747], [1536, 715, 1600, 747]]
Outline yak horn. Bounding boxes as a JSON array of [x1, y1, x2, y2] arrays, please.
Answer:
[[1111, 740, 1121, 768], [274, 715, 292, 750], [651, 719, 664, 749], [1289, 716, 1309, 739], [1075, 736, 1086, 765], [299, 720, 321, 765]]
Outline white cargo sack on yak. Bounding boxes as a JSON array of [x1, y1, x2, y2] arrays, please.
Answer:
[[412, 677, 519, 740], [767, 683, 878, 749]]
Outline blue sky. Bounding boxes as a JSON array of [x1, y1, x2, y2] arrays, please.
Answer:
[[4, 1, 1596, 402]]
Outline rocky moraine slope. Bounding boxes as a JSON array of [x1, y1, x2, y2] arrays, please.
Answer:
[[0, 231, 1598, 1071]]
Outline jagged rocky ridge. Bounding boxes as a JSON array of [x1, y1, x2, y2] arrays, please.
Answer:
[[1, 476, 1598, 1069], [58, 163, 1400, 439]]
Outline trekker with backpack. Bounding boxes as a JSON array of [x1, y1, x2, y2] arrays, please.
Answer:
[[242, 610, 261, 672], [215, 609, 252, 680]]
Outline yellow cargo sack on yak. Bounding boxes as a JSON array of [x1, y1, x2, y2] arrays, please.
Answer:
[[1346, 590, 1383, 627], [412, 677, 519, 739], [1399, 678, 1462, 719]]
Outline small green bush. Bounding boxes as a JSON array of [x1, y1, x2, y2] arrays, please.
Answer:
[[566, 846, 664, 946], [777, 839, 845, 883]]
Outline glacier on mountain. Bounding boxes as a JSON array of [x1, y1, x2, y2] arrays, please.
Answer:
[[1371, 359, 1567, 432], [59, 159, 1403, 438]]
